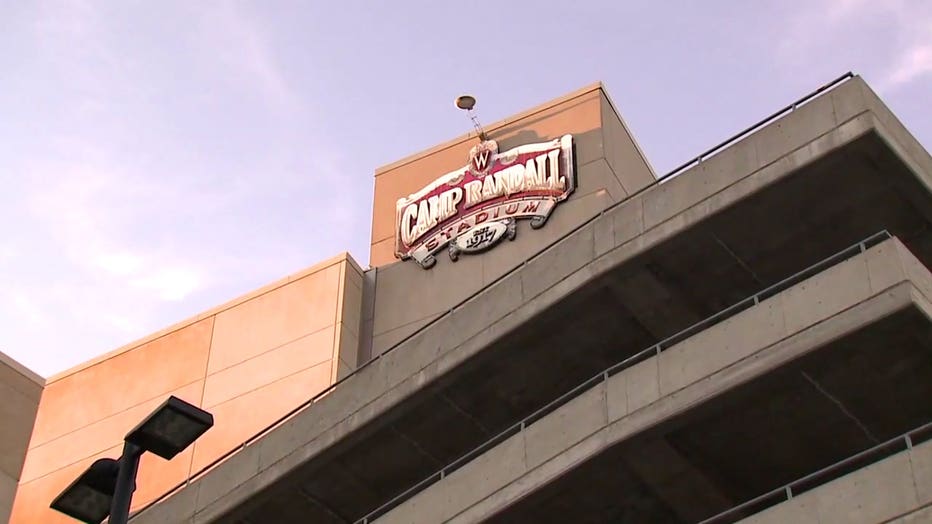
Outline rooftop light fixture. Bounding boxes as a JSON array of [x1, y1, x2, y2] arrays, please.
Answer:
[[455, 93, 488, 141]]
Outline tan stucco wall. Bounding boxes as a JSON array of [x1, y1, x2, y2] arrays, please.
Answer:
[[363, 83, 655, 359], [0, 351, 43, 523], [8, 253, 364, 524]]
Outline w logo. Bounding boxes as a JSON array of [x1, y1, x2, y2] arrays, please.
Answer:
[[472, 150, 491, 172], [469, 140, 498, 174]]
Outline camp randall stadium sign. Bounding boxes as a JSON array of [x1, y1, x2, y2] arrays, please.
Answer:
[[395, 134, 575, 269]]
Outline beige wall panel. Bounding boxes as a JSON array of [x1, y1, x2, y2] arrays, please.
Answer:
[[132, 446, 195, 508], [369, 238, 396, 270], [340, 271, 363, 339], [202, 325, 335, 409], [31, 317, 214, 448], [190, 360, 333, 472], [337, 325, 359, 370], [344, 258, 364, 290], [8, 253, 361, 523], [207, 263, 341, 374], [9, 443, 121, 524], [20, 381, 203, 484]]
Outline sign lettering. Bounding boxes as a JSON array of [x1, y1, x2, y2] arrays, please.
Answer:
[[395, 135, 575, 268]]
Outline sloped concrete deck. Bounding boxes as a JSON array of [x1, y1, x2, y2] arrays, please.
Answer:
[[130, 77, 932, 524], [375, 238, 932, 523], [736, 436, 932, 524]]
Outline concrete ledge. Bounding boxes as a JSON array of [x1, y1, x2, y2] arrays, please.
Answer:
[[741, 439, 932, 524], [887, 505, 932, 523], [130, 78, 931, 524], [374, 238, 932, 523], [447, 286, 926, 524]]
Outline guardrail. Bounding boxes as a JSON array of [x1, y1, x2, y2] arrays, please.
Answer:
[[699, 419, 932, 523], [354, 229, 892, 523], [661, 71, 854, 183], [128, 71, 858, 521]]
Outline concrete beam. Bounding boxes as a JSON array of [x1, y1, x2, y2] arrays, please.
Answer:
[[374, 238, 932, 523], [887, 506, 932, 524], [623, 438, 733, 522]]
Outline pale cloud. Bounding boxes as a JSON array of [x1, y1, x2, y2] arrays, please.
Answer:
[[101, 313, 143, 335], [824, 0, 872, 19], [193, 3, 302, 110], [0, 2, 342, 375], [25, 161, 213, 302], [778, 0, 932, 92], [96, 251, 204, 302], [0, 244, 17, 262], [872, 0, 932, 91], [26, 166, 115, 259], [131, 266, 204, 302], [884, 43, 932, 90], [10, 293, 44, 326], [95, 251, 143, 276], [33, 0, 123, 107]]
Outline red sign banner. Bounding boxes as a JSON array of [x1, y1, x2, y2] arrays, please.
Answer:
[[395, 135, 575, 268]]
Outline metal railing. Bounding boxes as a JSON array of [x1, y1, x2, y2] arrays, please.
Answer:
[[128, 72, 857, 520], [660, 72, 854, 183], [700, 420, 932, 524], [354, 229, 892, 524]]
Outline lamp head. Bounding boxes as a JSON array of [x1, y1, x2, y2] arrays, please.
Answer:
[[455, 94, 477, 111], [125, 396, 214, 460], [50, 458, 119, 524]]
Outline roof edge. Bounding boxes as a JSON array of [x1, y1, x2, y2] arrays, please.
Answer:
[[598, 80, 658, 179], [47, 251, 362, 384], [0, 348, 45, 386], [374, 81, 605, 176]]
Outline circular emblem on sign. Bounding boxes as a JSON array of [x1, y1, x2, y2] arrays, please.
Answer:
[[448, 219, 517, 262], [456, 221, 508, 253]]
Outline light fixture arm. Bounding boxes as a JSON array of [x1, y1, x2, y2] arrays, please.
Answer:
[[109, 442, 142, 524], [467, 109, 488, 141], [455, 94, 488, 142]]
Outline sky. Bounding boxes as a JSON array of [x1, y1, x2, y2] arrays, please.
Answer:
[[1, 0, 930, 377]]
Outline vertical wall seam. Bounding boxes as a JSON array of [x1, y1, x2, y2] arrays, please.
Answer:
[[330, 261, 346, 384], [601, 381, 609, 425], [190, 316, 216, 479], [907, 446, 922, 508], [365, 268, 379, 362]]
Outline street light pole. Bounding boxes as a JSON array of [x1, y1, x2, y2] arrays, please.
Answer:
[[50, 395, 213, 524], [109, 442, 142, 524]]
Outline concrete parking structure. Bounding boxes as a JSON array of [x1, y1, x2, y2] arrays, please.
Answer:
[[4, 73, 931, 524]]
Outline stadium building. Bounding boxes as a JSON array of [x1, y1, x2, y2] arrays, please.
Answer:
[[4, 73, 932, 523]]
